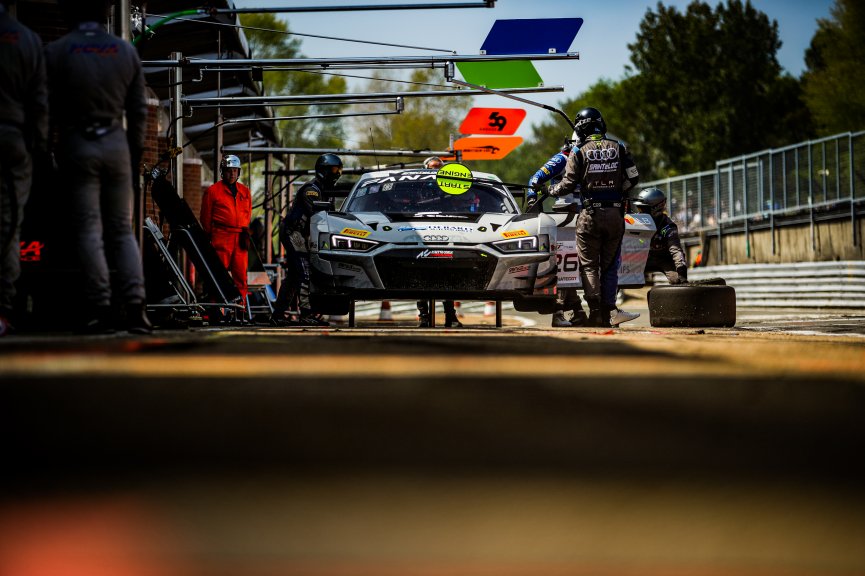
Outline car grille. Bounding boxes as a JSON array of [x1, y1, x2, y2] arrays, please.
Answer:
[[375, 249, 496, 291]]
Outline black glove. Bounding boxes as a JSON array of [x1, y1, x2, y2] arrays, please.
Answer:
[[525, 196, 538, 211], [670, 266, 688, 284], [238, 230, 250, 250]]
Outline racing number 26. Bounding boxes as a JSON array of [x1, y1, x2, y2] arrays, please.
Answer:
[[556, 253, 579, 273]]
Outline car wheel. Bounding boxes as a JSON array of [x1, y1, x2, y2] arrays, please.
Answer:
[[648, 283, 736, 327]]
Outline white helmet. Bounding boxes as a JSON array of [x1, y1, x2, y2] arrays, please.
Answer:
[[220, 154, 242, 170]]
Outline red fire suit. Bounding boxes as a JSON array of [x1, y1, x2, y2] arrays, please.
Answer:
[[200, 180, 252, 300]]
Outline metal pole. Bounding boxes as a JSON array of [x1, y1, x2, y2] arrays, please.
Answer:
[[170, 52, 183, 199], [214, 30, 223, 179], [809, 141, 815, 252], [716, 167, 723, 262], [782, 151, 787, 210], [264, 154, 273, 263], [769, 154, 775, 255], [836, 137, 841, 200], [851, 134, 857, 247]]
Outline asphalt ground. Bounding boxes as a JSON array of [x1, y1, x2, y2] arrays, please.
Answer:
[[2, 296, 865, 576]]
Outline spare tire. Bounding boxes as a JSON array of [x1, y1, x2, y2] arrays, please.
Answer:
[[648, 283, 736, 327]]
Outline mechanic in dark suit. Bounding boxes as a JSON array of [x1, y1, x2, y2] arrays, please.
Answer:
[[631, 187, 688, 284], [0, 0, 48, 336], [271, 153, 342, 327], [550, 107, 640, 327], [46, 0, 150, 334], [416, 155, 462, 328]]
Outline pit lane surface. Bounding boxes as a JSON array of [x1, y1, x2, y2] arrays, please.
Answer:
[[2, 307, 865, 576]]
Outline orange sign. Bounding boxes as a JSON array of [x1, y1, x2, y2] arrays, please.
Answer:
[[445, 136, 523, 161], [459, 108, 526, 136]]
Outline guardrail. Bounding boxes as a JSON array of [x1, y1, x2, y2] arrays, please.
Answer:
[[685, 261, 865, 308]]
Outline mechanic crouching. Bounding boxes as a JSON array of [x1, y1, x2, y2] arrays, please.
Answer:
[[550, 107, 640, 327], [631, 187, 688, 284], [200, 154, 252, 304], [270, 153, 343, 327]]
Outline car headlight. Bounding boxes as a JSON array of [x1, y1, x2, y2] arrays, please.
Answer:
[[492, 235, 538, 253], [330, 234, 379, 252]]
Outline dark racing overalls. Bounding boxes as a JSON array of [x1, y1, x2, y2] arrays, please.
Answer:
[[0, 6, 48, 325], [45, 21, 148, 315], [552, 136, 639, 326], [273, 179, 327, 320], [646, 213, 688, 284]]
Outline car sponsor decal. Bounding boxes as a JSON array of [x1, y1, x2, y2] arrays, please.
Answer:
[[341, 227, 371, 238], [436, 163, 472, 195], [624, 214, 636, 225], [422, 235, 450, 242], [478, 226, 487, 232], [416, 249, 454, 259], [336, 262, 362, 272], [501, 229, 529, 239], [508, 264, 530, 274], [382, 225, 392, 231], [398, 226, 427, 231]]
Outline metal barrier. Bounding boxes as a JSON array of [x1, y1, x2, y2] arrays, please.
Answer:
[[686, 261, 865, 308], [642, 131, 865, 239]]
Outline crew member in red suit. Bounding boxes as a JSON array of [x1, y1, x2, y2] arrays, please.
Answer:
[[200, 154, 252, 300]]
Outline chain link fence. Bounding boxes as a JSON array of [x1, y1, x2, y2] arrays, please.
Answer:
[[641, 130, 865, 234]]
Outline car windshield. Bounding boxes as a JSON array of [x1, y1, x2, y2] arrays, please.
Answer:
[[345, 173, 517, 214]]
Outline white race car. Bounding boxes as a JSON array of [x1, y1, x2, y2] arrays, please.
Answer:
[[308, 168, 559, 315]]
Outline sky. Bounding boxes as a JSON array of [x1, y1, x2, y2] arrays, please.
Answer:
[[231, 0, 835, 147]]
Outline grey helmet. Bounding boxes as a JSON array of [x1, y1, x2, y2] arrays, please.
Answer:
[[632, 187, 667, 218]]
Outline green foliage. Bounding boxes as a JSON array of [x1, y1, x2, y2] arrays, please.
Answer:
[[802, 0, 865, 135], [626, 0, 807, 178], [240, 13, 347, 149], [355, 69, 470, 155]]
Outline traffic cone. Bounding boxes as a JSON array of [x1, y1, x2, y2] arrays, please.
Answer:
[[454, 301, 465, 318], [483, 301, 496, 317], [379, 300, 393, 321]]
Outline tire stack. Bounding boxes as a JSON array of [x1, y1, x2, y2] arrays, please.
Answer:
[[648, 278, 736, 327]]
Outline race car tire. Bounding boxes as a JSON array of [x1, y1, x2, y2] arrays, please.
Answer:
[[310, 294, 351, 316], [687, 277, 726, 286], [648, 284, 736, 327], [513, 295, 558, 314]]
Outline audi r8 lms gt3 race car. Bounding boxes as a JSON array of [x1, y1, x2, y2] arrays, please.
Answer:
[[308, 167, 559, 315]]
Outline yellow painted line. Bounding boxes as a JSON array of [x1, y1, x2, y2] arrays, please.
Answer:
[[0, 353, 838, 379]]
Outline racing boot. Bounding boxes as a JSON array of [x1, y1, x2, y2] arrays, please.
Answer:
[[418, 313, 431, 328], [80, 305, 115, 335], [299, 312, 329, 327], [0, 307, 15, 337], [125, 302, 153, 335], [610, 307, 640, 327], [551, 310, 571, 328], [586, 299, 611, 328], [569, 307, 589, 327], [444, 314, 463, 328]]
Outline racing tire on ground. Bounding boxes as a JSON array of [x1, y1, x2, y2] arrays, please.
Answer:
[[648, 283, 736, 327], [687, 277, 726, 286]]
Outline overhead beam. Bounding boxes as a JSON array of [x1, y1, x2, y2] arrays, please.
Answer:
[[185, 86, 564, 107], [223, 147, 452, 157], [142, 52, 579, 69]]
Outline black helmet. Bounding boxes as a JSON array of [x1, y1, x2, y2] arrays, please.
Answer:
[[632, 187, 667, 218], [573, 107, 607, 141], [315, 153, 343, 188]]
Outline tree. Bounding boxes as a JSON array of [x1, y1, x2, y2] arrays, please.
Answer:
[[355, 69, 470, 158], [627, 0, 809, 178], [802, 0, 865, 135], [240, 13, 347, 149]]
